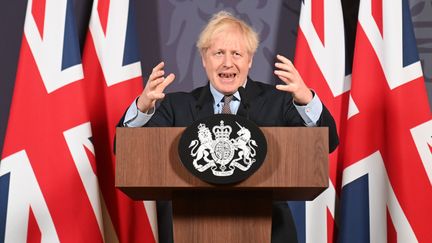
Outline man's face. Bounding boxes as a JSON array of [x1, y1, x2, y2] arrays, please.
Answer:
[[201, 26, 253, 95]]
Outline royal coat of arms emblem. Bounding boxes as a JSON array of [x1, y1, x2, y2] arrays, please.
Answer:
[[189, 120, 258, 176], [178, 114, 267, 184]]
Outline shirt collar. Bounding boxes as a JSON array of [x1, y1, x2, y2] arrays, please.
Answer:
[[209, 79, 247, 104]]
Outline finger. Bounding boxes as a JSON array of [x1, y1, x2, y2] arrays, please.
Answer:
[[277, 76, 289, 84], [158, 73, 176, 91], [149, 70, 165, 82], [277, 57, 300, 77], [275, 62, 293, 73], [274, 70, 295, 83], [276, 54, 293, 65], [148, 92, 166, 100], [276, 84, 294, 93], [147, 77, 165, 89], [152, 61, 165, 73], [148, 61, 165, 81], [275, 62, 296, 74]]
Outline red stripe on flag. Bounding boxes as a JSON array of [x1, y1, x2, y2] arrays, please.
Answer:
[[31, 0, 47, 39], [312, 0, 325, 46], [27, 207, 41, 243], [387, 207, 397, 243], [97, 0, 110, 36], [84, 145, 97, 175], [326, 208, 335, 243], [372, 0, 383, 37]]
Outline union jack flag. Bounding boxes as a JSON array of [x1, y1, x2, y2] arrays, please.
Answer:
[[295, 0, 432, 242], [0, 0, 157, 242], [292, 0, 345, 242]]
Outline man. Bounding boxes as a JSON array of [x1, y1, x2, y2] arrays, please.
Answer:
[[119, 11, 338, 243]]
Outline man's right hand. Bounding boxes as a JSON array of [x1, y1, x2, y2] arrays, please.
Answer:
[[137, 61, 175, 113]]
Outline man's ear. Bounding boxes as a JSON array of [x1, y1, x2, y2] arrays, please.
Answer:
[[248, 55, 254, 68], [201, 50, 207, 68], [202, 55, 206, 68]]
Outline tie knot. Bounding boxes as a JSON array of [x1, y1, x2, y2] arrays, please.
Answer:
[[224, 95, 234, 103], [221, 95, 234, 114]]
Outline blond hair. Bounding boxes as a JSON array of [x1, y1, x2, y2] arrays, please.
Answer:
[[196, 11, 259, 55]]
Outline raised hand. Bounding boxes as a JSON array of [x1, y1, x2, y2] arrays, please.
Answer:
[[137, 61, 175, 112], [274, 54, 313, 105]]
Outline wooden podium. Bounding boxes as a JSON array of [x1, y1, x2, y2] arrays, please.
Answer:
[[115, 127, 328, 243]]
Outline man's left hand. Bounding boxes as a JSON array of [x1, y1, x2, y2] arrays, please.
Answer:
[[274, 54, 313, 105]]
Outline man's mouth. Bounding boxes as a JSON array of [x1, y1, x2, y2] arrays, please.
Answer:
[[218, 73, 236, 79]]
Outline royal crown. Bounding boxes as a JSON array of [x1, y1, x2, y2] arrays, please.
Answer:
[[212, 120, 232, 139], [197, 123, 210, 135], [198, 123, 207, 131]]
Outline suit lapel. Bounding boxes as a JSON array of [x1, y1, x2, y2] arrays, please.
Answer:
[[239, 78, 265, 119], [236, 104, 247, 118], [191, 83, 214, 121], [196, 102, 214, 120]]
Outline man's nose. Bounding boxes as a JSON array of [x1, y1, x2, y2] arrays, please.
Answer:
[[223, 54, 233, 67]]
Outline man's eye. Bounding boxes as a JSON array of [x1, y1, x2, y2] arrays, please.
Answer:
[[234, 52, 242, 57], [215, 51, 223, 56]]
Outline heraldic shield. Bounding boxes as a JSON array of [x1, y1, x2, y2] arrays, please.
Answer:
[[178, 114, 267, 184]]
